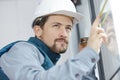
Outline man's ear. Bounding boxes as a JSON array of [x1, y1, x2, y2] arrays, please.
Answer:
[[33, 25, 42, 37]]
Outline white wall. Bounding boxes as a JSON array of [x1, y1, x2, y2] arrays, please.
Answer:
[[0, 0, 41, 48]]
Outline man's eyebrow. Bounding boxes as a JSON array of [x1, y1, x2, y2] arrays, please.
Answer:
[[52, 22, 73, 27], [52, 22, 62, 25]]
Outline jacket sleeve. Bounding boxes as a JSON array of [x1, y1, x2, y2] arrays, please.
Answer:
[[0, 42, 99, 80]]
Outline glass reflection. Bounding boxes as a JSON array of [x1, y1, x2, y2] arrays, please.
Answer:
[[101, 12, 119, 56]]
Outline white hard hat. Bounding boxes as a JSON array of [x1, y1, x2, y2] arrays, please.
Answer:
[[34, 0, 83, 24]]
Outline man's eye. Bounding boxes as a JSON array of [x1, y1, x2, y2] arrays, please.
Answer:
[[66, 27, 72, 31], [53, 25, 60, 28], [53, 25, 58, 27]]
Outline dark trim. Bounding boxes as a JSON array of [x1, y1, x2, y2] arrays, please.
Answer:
[[97, 52, 106, 80], [110, 66, 120, 80], [76, 24, 80, 42], [89, 0, 96, 23], [71, 0, 81, 6]]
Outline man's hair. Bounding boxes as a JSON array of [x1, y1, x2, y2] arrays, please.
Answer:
[[32, 15, 49, 28]]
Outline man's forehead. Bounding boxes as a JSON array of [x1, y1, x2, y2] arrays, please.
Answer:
[[48, 14, 73, 19], [47, 14, 73, 25]]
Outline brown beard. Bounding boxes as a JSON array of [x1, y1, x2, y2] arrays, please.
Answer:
[[51, 38, 68, 54]]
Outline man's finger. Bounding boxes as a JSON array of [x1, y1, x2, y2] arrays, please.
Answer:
[[92, 15, 101, 28]]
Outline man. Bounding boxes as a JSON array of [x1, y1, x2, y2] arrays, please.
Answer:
[[0, 0, 107, 80]]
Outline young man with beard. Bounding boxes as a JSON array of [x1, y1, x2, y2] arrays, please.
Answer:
[[0, 0, 107, 80]]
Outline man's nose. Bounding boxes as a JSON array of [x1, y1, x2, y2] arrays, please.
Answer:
[[59, 27, 68, 37]]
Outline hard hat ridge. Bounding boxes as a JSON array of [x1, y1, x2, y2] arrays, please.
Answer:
[[34, 0, 83, 24]]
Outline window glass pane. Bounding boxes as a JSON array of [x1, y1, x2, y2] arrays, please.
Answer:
[[98, 0, 120, 80]]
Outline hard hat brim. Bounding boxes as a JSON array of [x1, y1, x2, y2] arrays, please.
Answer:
[[34, 10, 83, 24], [52, 10, 83, 24]]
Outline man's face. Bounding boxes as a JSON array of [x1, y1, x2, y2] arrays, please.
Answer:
[[37, 15, 73, 54]]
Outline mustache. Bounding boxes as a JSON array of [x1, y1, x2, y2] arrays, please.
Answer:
[[54, 38, 68, 44]]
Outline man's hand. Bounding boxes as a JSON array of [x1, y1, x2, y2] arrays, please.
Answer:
[[87, 15, 107, 54]]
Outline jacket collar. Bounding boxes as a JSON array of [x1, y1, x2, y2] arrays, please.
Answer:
[[28, 37, 61, 64]]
